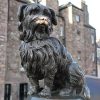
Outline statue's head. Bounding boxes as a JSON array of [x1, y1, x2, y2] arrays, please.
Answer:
[[17, 3, 57, 42]]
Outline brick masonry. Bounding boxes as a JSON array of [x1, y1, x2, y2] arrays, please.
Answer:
[[0, 0, 8, 99], [59, 2, 97, 75]]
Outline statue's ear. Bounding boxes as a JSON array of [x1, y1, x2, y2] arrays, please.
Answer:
[[17, 4, 27, 22], [49, 8, 57, 25], [17, 5, 27, 31]]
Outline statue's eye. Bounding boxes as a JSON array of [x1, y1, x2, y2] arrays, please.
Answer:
[[30, 7, 39, 15], [43, 9, 51, 17]]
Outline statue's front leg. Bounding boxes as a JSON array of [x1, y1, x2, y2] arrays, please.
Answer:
[[28, 77, 40, 95], [39, 67, 56, 97]]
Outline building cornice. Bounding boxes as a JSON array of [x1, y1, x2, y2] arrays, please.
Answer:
[[84, 24, 96, 30]]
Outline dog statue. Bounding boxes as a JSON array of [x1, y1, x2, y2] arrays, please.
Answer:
[[17, 3, 90, 99]]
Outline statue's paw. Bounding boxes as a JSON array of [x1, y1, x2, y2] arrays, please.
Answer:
[[59, 88, 71, 96], [27, 90, 35, 95], [28, 86, 38, 95], [38, 86, 51, 97]]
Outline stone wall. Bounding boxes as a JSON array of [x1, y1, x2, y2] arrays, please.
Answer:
[[6, 0, 28, 100], [59, 5, 85, 70], [84, 26, 97, 75], [59, 3, 97, 75], [0, 0, 8, 99]]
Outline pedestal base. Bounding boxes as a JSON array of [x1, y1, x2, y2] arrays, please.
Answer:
[[27, 96, 84, 100]]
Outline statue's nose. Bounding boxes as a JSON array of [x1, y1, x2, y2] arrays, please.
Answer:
[[40, 16, 47, 21]]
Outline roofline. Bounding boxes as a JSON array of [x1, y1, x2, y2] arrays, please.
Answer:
[[84, 24, 96, 30], [59, 2, 83, 11]]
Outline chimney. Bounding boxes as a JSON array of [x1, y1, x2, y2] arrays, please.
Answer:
[[81, 0, 89, 24]]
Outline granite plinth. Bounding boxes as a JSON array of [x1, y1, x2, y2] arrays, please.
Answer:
[[27, 96, 84, 100]]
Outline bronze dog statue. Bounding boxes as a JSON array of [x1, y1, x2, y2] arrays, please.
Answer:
[[17, 3, 90, 99]]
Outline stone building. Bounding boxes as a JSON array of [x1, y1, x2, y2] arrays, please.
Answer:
[[58, 1, 97, 76], [0, 0, 97, 100], [97, 40, 100, 77]]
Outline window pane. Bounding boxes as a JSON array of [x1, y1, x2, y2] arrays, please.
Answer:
[[91, 35, 94, 44], [4, 84, 11, 100], [60, 26, 64, 36], [77, 51, 81, 60], [19, 83, 28, 100], [75, 15, 80, 22], [92, 53, 95, 62]]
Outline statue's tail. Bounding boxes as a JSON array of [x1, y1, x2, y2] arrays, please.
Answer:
[[67, 56, 90, 100]]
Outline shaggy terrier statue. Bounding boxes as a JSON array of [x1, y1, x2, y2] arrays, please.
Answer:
[[17, 3, 90, 99]]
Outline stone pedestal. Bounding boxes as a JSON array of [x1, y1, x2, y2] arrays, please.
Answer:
[[27, 96, 84, 100]]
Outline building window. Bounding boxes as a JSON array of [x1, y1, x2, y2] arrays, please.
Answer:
[[77, 30, 80, 35], [60, 26, 64, 36], [19, 83, 28, 100], [77, 51, 81, 60], [92, 69, 97, 76], [75, 15, 80, 22], [92, 53, 95, 62], [40, 0, 46, 6], [91, 35, 95, 44], [4, 84, 11, 100]]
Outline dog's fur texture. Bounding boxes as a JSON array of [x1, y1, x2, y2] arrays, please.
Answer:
[[18, 3, 90, 99]]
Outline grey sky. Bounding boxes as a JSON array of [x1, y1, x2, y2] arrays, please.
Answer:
[[58, 0, 100, 41]]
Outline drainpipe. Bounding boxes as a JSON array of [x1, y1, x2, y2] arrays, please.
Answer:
[[95, 35, 98, 76], [56, 14, 66, 47]]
